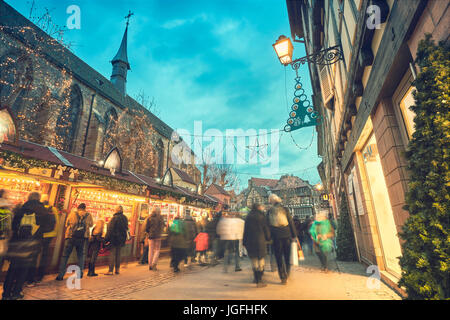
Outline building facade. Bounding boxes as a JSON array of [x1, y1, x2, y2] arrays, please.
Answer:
[[286, 0, 449, 287], [243, 175, 317, 219], [0, 1, 201, 183], [204, 183, 231, 208]]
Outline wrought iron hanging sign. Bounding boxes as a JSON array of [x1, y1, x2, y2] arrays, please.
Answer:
[[273, 36, 343, 133], [284, 76, 319, 132]]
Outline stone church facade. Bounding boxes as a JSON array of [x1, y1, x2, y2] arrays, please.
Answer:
[[0, 1, 200, 183]]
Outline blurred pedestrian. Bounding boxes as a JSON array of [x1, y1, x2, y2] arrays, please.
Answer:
[[0, 189, 13, 274], [3, 192, 54, 299], [169, 216, 188, 273], [147, 207, 165, 271], [267, 194, 297, 285], [104, 206, 128, 275], [87, 219, 104, 277], [293, 217, 302, 242], [328, 213, 337, 252], [194, 226, 209, 265], [205, 210, 222, 265], [139, 216, 149, 265], [35, 195, 59, 283], [310, 210, 335, 272], [243, 203, 271, 288], [303, 216, 314, 255], [183, 212, 198, 266], [56, 203, 93, 281], [216, 213, 244, 273]]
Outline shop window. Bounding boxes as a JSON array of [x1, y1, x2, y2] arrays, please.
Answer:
[[319, 65, 334, 106], [398, 87, 416, 139], [358, 133, 403, 276], [393, 70, 416, 145]]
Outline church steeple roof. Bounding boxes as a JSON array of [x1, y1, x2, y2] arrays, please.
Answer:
[[111, 24, 130, 70]]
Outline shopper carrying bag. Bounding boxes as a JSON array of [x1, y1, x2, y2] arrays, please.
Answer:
[[297, 238, 305, 261], [290, 240, 298, 266]]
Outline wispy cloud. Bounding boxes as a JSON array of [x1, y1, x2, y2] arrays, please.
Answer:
[[7, 0, 322, 191]]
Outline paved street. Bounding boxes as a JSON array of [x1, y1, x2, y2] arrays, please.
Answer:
[[1, 252, 401, 300]]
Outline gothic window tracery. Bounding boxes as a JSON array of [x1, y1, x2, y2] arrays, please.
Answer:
[[55, 84, 82, 152]]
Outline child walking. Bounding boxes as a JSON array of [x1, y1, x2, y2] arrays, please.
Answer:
[[194, 228, 209, 266]]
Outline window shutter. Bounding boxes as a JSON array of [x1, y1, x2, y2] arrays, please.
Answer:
[[319, 65, 334, 105]]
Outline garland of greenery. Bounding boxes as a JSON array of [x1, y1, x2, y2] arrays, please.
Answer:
[[0, 149, 214, 207], [0, 149, 59, 170]]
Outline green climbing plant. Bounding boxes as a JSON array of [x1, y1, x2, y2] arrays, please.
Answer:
[[398, 34, 449, 300]]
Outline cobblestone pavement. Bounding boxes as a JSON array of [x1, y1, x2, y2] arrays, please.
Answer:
[[1, 252, 401, 300], [1, 257, 210, 300]]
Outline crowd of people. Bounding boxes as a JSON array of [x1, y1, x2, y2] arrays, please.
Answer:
[[0, 187, 337, 299], [156, 193, 336, 289], [0, 189, 130, 300]]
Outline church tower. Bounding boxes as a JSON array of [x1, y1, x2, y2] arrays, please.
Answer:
[[110, 12, 133, 95]]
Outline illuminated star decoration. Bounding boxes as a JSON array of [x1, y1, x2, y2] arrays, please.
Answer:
[[246, 137, 268, 161]]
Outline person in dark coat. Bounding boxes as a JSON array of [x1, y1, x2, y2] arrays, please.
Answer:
[[2, 192, 54, 300], [147, 207, 165, 270], [303, 216, 314, 255], [104, 206, 128, 275], [267, 194, 297, 285], [205, 210, 222, 265], [138, 215, 150, 265], [168, 217, 188, 273], [183, 213, 198, 265], [243, 203, 271, 288], [87, 219, 105, 277]]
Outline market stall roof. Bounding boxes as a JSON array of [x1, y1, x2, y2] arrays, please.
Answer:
[[0, 139, 64, 165], [1, 139, 148, 186], [170, 167, 196, 185], [205, 183, 230, 197], [174, 185, 210, 203], [203, 194, 220, 204], [134, 173, 176, 194], [58, 150, 144, 185], [0, 140, 218, 206]]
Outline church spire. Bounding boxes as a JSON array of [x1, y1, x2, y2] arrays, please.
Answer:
[[111, 11, 133, 96]]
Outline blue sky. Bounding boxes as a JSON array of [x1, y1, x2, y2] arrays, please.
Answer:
[[7, 0, 322, 191]]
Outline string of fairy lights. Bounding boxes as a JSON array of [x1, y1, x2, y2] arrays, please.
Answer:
[[0, 25, 163, 176], [0, 26, 77, 150], [1, 24, 317, 188]]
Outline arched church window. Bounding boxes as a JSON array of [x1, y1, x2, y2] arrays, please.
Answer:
[[55, 84, 83, 152], [0, 51, 33, 116], [103, 107, 118, 155], [156, 139, 164, 178]]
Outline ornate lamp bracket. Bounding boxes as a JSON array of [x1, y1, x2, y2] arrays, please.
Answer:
[[290, 45, 343, 76], [283, 45, 343, 133]]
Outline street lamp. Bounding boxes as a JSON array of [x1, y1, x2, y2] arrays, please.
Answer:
[[315, 183, 323, 191], [273, 35, 343, 133], [273, 35, 294, 65], [273, 35, 343, 72]]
